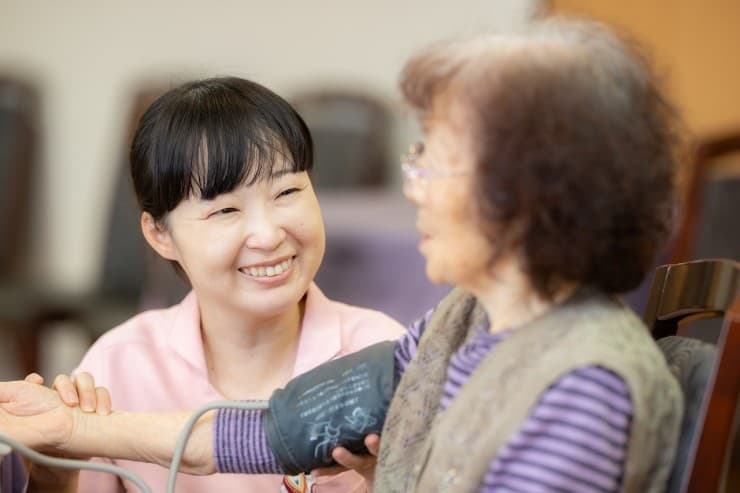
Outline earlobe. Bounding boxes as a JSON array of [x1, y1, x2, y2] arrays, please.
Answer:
[[140, 212, 178, 261]]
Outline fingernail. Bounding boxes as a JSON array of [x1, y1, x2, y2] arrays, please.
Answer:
[[66, 392, 79, 404], [82, 399, 94, 412]]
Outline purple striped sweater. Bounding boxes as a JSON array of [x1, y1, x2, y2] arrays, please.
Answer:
[[216, 308, 633, 492]]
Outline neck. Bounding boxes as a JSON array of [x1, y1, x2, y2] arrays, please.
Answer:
[[198, 297, 303, 400], [469, 257, 577, 334]]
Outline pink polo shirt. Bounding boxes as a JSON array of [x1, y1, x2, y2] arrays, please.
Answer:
[[74, 283, 405, 493]]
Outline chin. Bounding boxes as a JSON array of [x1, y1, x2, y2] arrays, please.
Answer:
[[424, 264, 449, 286], [243, 299, 295, 319]]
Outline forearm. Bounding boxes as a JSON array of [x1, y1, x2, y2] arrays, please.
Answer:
[[65, 409, 217, 475]]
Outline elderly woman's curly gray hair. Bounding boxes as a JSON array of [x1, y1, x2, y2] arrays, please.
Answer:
[[401, 17, 685, 298]]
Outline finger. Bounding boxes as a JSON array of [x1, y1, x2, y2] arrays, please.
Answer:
[[51, 374, 79, 406], [364, 434, 381, 456], [95, 386, 111, 415], [73, 373, 98, 412], [331, 446, 376, 471], [24, 373, 44, 385]]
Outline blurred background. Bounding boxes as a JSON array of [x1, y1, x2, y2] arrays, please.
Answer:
[[0, 0, 537, 381], [0, 0, 738, 383]]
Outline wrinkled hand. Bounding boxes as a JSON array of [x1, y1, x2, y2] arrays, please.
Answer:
[[0, 375, 76, 451], [11, 374, 89, 490], [311, 433, 380, 491], [52, 372, 111, 415]]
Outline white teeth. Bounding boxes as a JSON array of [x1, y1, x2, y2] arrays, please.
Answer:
[[244, 257, 292, 278]]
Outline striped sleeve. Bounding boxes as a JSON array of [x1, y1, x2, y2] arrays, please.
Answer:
[[394, 307, 435, 375], [214, 407, 281, 473], [480, 366, 633, 493]]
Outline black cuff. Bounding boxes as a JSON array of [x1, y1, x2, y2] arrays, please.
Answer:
[[263, 341, 397, 474]]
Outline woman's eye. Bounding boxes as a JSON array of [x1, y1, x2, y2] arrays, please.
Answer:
[[209, 207, 238, 217], [277, 187, 301, 198]]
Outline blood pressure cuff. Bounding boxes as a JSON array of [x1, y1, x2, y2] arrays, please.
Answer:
[[263, 341, 398, 474]]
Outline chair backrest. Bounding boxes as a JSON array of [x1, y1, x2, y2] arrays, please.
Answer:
[[671, 132, 740, 263], [0, 78, 39, 279], [291, 90, 393, 189], [98, 84, 189, 307], [97, 87, 163, 299], [644, 258, 740, 493], [622, 133, 740, 316]]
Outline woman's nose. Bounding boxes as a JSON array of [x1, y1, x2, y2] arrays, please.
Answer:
[[403, 179, 425, 205], [244, 211, 286, 250]]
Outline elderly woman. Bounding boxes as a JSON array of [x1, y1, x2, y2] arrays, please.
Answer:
[[0, 17, 682, 493]]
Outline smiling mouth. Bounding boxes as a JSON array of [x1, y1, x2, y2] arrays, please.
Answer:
[[240, 257, 294, 278]]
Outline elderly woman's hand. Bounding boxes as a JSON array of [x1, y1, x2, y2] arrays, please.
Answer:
[[311, 433, 381, 491], [0, 376, 78, 452]]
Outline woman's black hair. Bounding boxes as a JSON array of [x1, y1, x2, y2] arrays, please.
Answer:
[[130, 76, 313, 222]]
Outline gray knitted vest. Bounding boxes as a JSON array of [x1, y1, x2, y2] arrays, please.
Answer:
[[374, 288, 683, 492]]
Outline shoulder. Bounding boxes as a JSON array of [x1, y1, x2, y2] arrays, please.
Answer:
[[74, 292, 195, 374], [334, 300, 406, 350], [543, 294, 677, 390], [307, 284, 405, 351], [547, 365, 633, 415], [88, 302, 182, 349], [487, 365, 632, 492]]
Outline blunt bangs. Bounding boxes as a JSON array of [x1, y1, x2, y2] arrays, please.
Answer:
[[131, 77, 313, 219]]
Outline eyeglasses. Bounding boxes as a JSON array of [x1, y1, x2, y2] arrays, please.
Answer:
[[400, 142, 469, 195]]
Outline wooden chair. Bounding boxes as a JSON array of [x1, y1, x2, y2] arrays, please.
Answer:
[[644, 258, 740, 492], [671, 132, 740, 263], [624, 132, 739, 317]]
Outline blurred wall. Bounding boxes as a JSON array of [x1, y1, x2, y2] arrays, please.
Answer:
[[0, 0, 538, 293], [550, 0, 740, 137]]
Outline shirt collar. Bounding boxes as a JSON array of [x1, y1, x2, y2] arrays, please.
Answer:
[[166, 283, 342, 377], [167, 290, 207, 373], [291, 283, 342, 376]]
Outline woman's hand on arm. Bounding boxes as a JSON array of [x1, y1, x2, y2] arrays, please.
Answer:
[[0, 376, 77, 451], [0, 377, 217, 475], [19, 373, 86, 492], [311, 433, 381, 492], [51, 372, 111, 415]]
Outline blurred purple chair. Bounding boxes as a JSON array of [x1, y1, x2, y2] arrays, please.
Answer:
[[315, 189, 450, 326]]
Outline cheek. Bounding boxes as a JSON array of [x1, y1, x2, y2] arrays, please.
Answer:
[[185, 227, 241, 268], [297, 219, 326, 258], [291, 202, 325, 248], [429, 185, 472, 232]]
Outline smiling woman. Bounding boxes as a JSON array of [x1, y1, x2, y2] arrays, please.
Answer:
[[26, 77, 405, 493]]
